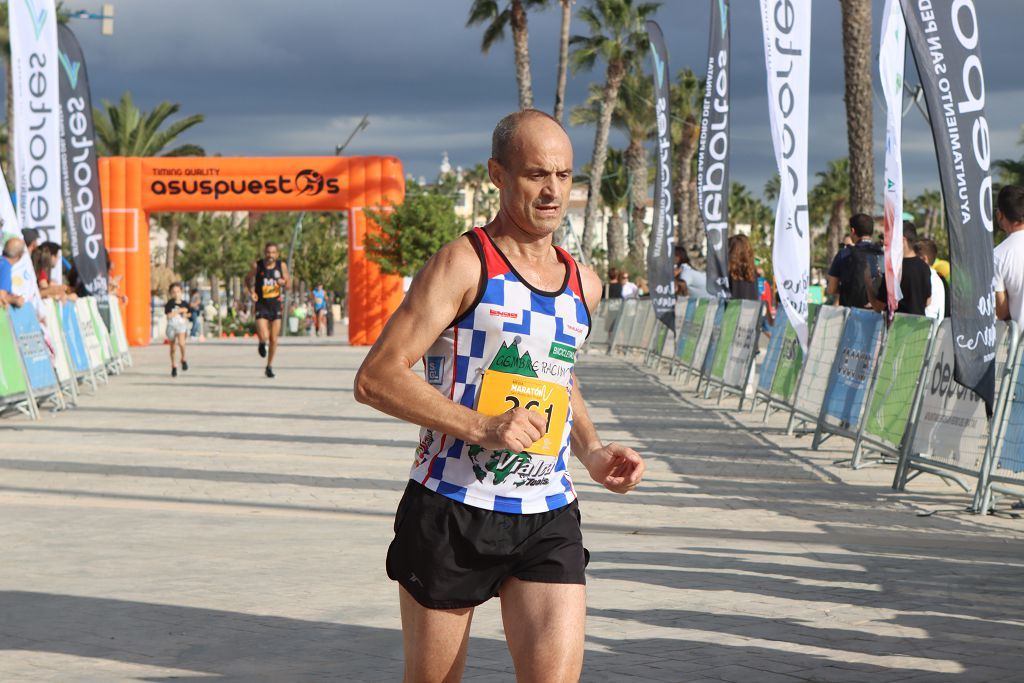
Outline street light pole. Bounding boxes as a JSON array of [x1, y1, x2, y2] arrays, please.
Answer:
[[284, 116, 370, 336]]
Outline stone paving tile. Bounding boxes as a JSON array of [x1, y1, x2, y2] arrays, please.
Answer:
[[1, 341, 1023, 681]]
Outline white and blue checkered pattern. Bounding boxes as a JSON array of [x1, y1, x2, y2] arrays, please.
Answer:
[[410, 237, 591, 514]]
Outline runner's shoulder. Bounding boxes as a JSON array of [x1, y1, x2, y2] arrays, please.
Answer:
[[418, 233, 480, 286], [576, 262, 603, 311]]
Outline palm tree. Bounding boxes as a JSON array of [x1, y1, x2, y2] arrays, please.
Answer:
[[94, 92, 205, 271], [94, 92, 205, 157], [728, 182, 754, 233], [597, 147, 629, 265], [764, 172, 781, 203], [467, 0, 546, 110], [840, 0, 874, 215], [570, 70, 655, 264], [810, 158, 850, 267], [994, 127, 1024, 187], [670, 68, 702, 252], [553, 0, 574, 122], [464, 163, 492, 224], [570, 0, 659, 257], [907, 188, 944, 241]]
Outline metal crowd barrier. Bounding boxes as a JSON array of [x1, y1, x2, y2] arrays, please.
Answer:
[[695, 300, 727, 395], [811, 308, 886, 455], [786, 306, 848, 435], [0, 297, 131, 420], [894, 320, 1019, 501], [976, 340, 1024, 511], [673, 298, 715, 383], [597, 294, 1024, 515], [756, 304, 821, 421]]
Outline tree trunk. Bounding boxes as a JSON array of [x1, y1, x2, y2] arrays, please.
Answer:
[[828, 198, 849, 263], [4, 57, 12, 186], [841, 0, 874, 215], [686, 177, 702, 267], [553, 0, 571, 122], [511, 0, 533, 110], [582, 61, 625, 257], [607, 210, 625, 266], [626, 138, 647, 265], [165, 214, 180, 271], [673, 116, 699, 247]]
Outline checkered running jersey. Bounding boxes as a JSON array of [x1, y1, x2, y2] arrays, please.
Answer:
[[411, 227, 592, 514]]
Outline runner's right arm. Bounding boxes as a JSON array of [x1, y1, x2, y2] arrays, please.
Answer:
[[244, 261, 258, 302], [354, 236, 546, 453]]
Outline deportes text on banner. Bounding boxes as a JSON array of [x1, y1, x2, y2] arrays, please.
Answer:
[[697, 0, 731, 298], [879, 0, 905, 316], [58, 24, 108, 299], [10, 0, 62, 282], [644, 20, 676, 332], [760, 0, 811, 350], [900, 0, 995, 408]]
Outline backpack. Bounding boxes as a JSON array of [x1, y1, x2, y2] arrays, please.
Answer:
[[839, 242, 885, 308]]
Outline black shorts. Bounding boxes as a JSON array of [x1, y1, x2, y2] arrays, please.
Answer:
[[386, 481, 589, 610], [255, 300, 282, 321]]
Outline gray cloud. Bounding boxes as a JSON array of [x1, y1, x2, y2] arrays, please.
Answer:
[[46, 0, 1024, 202]]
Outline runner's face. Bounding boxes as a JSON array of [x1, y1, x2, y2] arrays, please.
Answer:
[[491, 118, 572, 236], [265, 246, 278, 262]]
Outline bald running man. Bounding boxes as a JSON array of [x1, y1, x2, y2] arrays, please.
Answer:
[[355, 110, 645, 683]]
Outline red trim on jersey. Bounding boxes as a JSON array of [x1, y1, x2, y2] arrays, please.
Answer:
[[473, 227, 511, 279], [554, 245, 584, 299]]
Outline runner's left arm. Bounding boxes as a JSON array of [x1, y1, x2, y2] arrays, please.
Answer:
[[279, 262, 290, 288], [568, 265, 645, 494]]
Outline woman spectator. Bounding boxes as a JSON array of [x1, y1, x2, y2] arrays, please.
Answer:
[[728, 235, 760, 301]]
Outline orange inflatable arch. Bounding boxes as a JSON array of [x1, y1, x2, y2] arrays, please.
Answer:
[[98, 156, 405, 346]]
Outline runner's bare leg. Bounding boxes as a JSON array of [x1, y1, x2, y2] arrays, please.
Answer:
[[256, 318, 269, 345], [399, 587, 474, 683], [500, 579, 585, 683], [268, 319, 282, 367]]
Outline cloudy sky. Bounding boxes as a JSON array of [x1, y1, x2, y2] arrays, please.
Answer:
[[57, 0, 1024, 201]]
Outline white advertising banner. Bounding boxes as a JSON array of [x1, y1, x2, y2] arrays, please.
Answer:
[[10, 0, 62, 282], [879, 0, 905, 315], [760, 0, 811, 350]]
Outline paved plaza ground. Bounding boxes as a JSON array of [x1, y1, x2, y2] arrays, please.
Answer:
[[1, 338, 1023, 682]]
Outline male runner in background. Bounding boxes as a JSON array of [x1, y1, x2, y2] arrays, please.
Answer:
[[245, 242, 289, 378], [355, 109, 645, 683]]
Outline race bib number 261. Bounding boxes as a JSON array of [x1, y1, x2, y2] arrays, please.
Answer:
[[476, 370, 569, 456]]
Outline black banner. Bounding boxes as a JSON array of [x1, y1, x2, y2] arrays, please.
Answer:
[[697, 0, 730, 299], [903, 0, 995, 408], [58, 24, 108, 300], [645, 20, 675, 331]]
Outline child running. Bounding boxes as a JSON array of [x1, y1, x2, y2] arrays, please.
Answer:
[[165, 283, 191, 377]]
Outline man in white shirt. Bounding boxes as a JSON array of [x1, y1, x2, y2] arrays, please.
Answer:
[[620, 272, 639, 299], [994, 185, 1024, 324], [914, 238, 946, 320]]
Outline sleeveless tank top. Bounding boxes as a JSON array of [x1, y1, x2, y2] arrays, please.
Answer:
[[409, 227, 592, 514], [255, 259, 283, 302]]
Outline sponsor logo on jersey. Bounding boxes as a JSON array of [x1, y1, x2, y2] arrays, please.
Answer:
[[425, 356, 446, 385], [548, 341, 576, 362], [487, 306, 521, 324]]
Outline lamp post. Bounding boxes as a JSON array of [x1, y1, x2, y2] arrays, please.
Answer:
[[68, 3, 115, 34], [283, 116, 370, 335]]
